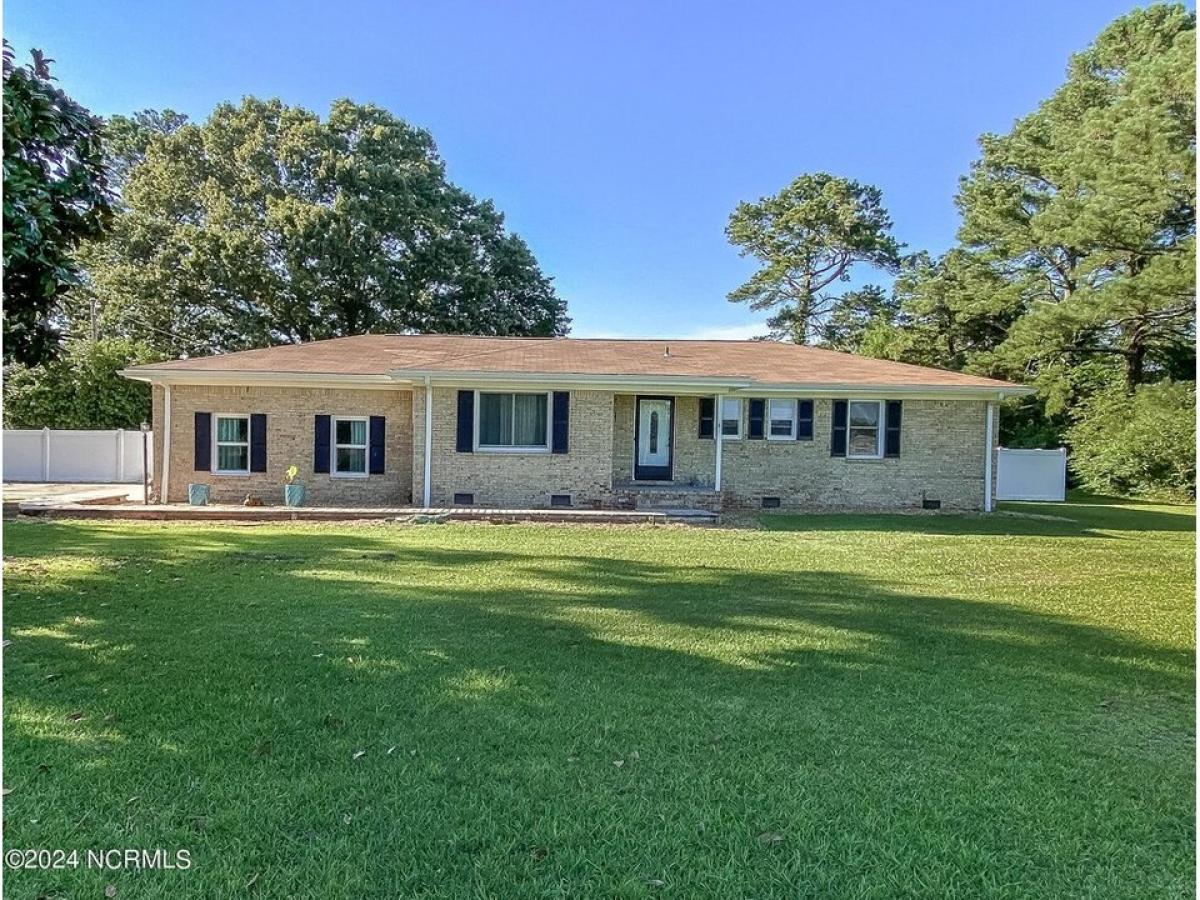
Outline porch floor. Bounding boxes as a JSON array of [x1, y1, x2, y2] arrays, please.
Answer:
[[16, 500, 719, 526]]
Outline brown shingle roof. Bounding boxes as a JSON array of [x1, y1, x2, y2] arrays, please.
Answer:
[[126, 334, 1025, 390]]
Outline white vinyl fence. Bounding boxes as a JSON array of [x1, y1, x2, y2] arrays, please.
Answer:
[[996, 447, 1067, 502], [3, 429, 153, 484]]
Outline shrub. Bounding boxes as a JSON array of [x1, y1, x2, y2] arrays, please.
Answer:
[[1067, 380, 1196, 501], [2, 338, 161, 429]]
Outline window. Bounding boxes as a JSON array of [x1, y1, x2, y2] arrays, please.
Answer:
[[477, 392, 549, 450], [847, 401, 884, 458], [214, 415, 249, 473], [720, 398, 743, 439], [767, 399, 797, 439], [333, 417, 368, 475]]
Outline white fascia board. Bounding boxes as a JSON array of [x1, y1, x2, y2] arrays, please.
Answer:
[[120, 367, 1033, 401], [393, 370, 752, 393], [119, 369, 404, 390], [400, 369, 1031, 400], [741, 383, 1035, 401]]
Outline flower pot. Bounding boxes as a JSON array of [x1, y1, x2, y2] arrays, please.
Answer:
[[188, 484, 210, 506], [284, 484, 306, 507]]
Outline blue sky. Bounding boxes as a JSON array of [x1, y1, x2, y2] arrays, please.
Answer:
[[7, 1, 1162, 338]]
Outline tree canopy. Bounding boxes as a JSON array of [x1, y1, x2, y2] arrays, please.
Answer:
[[843, 5, 1195, 475], [725, 173, 902, 343], [79, 97, 568, 357], [954, 4, 1195, 402], [2, 42, 112, 365], [102, 108, 189, 196]]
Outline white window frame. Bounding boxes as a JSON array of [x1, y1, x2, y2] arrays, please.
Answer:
[[331, 415, 370, 478], [212, 413, 250, 475], [847, 400, 886, 460], [474, 390, 552, 453], [766, 398, 797, 441], [720, 397, 743, 440]]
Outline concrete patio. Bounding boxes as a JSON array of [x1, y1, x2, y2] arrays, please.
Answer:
[[14, 497, 719, 525]]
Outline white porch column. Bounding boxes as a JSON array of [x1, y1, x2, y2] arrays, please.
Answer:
[[161, 384, 172, 504], [422, 377, 433, 507], [983, 401, 995, 513], [41, 427, 51, 481], [714, 393, 724, 492]]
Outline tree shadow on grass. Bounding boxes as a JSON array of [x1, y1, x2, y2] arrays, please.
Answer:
[[6, 522, 1192, 746], [759, 499, 1196, 537]]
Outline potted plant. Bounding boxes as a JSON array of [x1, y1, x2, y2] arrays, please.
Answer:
[[187, 483, 210, 506], [283, 465, 305, 507]]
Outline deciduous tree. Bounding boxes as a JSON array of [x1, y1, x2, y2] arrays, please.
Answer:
[[81, 98, 567, 356]]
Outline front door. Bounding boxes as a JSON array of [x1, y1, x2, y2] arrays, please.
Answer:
[[635, 396, 673, 481]]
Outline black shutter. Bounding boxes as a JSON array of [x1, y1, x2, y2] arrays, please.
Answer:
[[551, 392, 570, 454], [831, 400, 848, 457], [748, 399, 765, 439], [797, 400, 814, 441], [194, 412, 211, 471], [884, 401, 902, 458], [314, 414, 331, 473], [456, 390, 474, 453], [369, 416, 386, 473], [250, 414, 267, 473], [698, 398, 715, 439]]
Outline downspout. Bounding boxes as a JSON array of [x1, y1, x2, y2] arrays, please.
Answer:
[[422, 376, 433, 508], [161, 383, 172, 505], [983, 401, 995, 513], [714, 393, 723, 492]]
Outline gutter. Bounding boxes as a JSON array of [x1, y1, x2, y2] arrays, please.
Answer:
[[120, 367, 1033, 401], [389, 369, 1032, 400], [119, 370, 399, 389]]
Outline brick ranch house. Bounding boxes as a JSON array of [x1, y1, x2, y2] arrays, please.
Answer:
[[122, 334, 1031, 512]]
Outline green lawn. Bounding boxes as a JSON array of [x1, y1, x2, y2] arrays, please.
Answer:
[[3, 499, 1194, 898]]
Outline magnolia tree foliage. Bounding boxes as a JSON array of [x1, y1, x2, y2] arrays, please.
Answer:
[[725, 173, 902, 343], [79, 98, 568, 357], [2, 43, 112, 365]]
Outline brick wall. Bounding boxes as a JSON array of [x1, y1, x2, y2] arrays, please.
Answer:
[[153, 384, 993, 511], [718, 398, 991, 510], [413, 387, 616, 507], [611, 394, 992, 511], [154, 384, 412, 505]]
